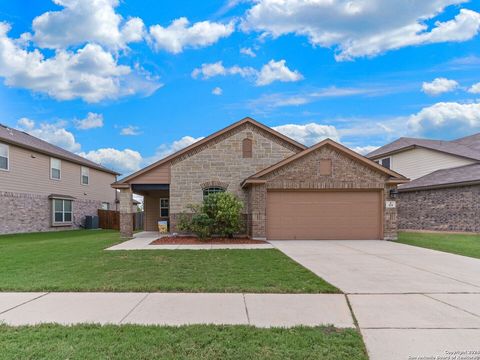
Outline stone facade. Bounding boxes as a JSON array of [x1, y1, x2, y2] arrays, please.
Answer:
[[169, 122, 300, 231], [248, 145, 399, 240], [398, 185, 480, 233], [0, 191, 108, 234], [119, 188, 134, 238]]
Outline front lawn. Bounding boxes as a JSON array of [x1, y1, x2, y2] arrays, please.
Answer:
[[0, 230, 337, 293], [0, 324, 367, 360], [398, 232, 480, 259]]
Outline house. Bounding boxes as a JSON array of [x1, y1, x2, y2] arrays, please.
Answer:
[[0, 123, 119, 234], [112, 117, 407, 240], [368, 133, 480, 233]]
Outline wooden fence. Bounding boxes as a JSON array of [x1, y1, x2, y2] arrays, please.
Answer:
[[98, 210, 144, 231]]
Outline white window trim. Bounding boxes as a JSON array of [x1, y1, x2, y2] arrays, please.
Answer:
[[0, 142, 9, 172], [160, 198, 169, 218], [101, 202, 110, 210], [52, 198, 73, 226], [81, 166, 89, 185], [50, 157, 61, 180]]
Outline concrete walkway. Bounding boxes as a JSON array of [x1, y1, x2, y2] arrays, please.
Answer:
[[0, 292, 353, 328], [106, 231, 273, 250], [271, 240, 480, 360]]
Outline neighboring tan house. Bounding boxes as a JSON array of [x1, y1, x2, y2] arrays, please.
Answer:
[[113, 117, 407, 240], [0, 123, 119, 234], [368, 133, 480, 233]]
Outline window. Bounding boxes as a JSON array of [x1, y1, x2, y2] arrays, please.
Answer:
[[203, 187, 225, 199], [160, 198, 169, 217], [81, 166, 89, 185], [0, 143, 8, 171], [242, 138, 252, 158], [379, 157, 391, 169], [53, 199, 73, 224], [101, 202, 110, 210], [50, 158, 61, 180]]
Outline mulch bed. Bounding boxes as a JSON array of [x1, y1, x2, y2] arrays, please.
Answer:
[[150, 236, 268, 245]]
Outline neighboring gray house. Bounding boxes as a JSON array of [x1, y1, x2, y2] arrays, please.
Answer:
[[368, 133, 480, 233], [0, 123, 119, 234]]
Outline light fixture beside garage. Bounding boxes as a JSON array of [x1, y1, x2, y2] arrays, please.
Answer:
[[389, 189, 399, 199]]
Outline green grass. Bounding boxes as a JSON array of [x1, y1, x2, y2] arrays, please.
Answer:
[[398, 231, 480, 259], [0, 230, 337, 293], [0, 324, 367, 360]]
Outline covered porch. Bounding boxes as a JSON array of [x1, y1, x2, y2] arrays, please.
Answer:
[[116, 184, 169, 238]]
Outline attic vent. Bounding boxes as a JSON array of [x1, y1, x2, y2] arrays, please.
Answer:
[[319, 159, 332, 176], [242, 138, 253, 158]]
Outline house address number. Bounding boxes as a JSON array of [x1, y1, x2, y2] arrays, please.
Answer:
[[386, 201, 396, 208]]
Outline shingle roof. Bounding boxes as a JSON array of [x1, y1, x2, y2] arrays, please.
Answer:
[[367, 135, 480, 161], [399, 163, 480, 191], [0, 123, 118, 175], [452, 133, 480, 153]]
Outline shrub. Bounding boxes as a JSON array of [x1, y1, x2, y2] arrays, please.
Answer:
[[177, 192, 243, 239]]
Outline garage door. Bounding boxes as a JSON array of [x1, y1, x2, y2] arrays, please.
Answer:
[[267, 191, 382, 240]]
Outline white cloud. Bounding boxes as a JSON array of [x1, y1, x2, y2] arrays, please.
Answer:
[[422, 77, 459, 96], [120, 125, 142, 136], [17, 118, 81, 152], [272, 123, 339, 145], [408, 101, 480, 135], [192, 59, 302, 86], [17, 117, 35, 130], [31, 0, 145, 49], [248, 86, 382, 109], [468, 82, 480, 93], [0, 23, 160, 102], [240, 47, 256, 57], [146, 135, 204, 164], [78, 148, 143, 175], [191, 61, 256, 80], [352, 145, 380, 155], [243, 1, 480, 60], [212, 87, 223, 95], [256, 59, 303, 86], [149, 17, 234, 54], [74, 112, 104, 130]]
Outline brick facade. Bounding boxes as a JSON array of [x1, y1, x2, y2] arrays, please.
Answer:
[[248, 145, 399, 240], [398, 185, 480, 233], [0, 191, 109, 234], [169, 123, 299, 231]]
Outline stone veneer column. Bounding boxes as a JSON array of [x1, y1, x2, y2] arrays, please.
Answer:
[[119, 187, 133, 238], [383, 184, 398, 240], [250, 183, 267, 239]]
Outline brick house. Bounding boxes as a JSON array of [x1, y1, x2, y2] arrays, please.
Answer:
[[368, 133, 480, 233], [0, 123, 118, 234], [113, 117, 407, 240]]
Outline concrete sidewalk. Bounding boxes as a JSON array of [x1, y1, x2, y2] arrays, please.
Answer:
[[0, 292, 354, 328], [106, 232, 273, 250]]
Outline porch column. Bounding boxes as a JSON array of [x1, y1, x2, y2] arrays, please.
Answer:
[[250, 183, 267, 239], [119, 186, 133, 238]]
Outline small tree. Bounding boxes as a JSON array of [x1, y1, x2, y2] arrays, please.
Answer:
[[177, 192, 243, 239]]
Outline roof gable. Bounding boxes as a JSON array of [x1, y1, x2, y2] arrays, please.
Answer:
[[243, 138, 408, 186], [115, 117, 307, 185]]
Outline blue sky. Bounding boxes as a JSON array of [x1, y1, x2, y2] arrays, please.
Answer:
[[0, 0, 479, 175]]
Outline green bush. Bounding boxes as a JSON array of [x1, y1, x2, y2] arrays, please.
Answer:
[[177, 192, 243, 239]]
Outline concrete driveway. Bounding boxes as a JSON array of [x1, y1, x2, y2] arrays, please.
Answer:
[[271, 240, 480, 360]]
